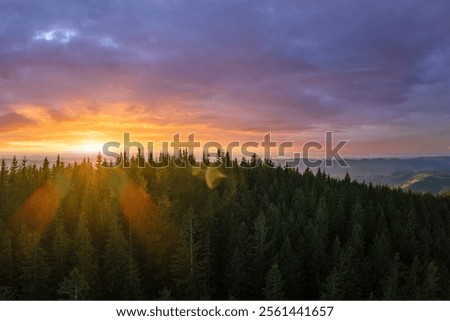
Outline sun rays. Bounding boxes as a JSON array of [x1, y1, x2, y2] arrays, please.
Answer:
[[10, 172, 70, 234]]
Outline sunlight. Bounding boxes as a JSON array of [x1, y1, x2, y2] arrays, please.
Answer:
[[70, 141, 105, 155], [112, 169, 172, 257], [11, 184, 59, 233], [205, 167, 226, 189], [9, 173, 70, 234]]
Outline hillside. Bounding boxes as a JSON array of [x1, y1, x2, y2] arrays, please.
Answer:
[[396, 171, 450, 194], [315, 157, 450, 194]]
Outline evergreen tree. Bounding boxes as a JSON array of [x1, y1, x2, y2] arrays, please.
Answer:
[[0, 159, 8, 214], [57, 268, 90, 300], [405, 256, 421, 299], [264, 262, 285, 300], [74, 212, 98, 287], [422, 261, 439, 299], [278, 236, 302, 299], [383, 253, 401, 299], [0, 229, 14, 286], [250, 211, 270, 298], [0, 286, 16, 300], [9, 156, 18, 181], [321, 266, 345, 300], [171, 206, 207, 299], [226, 223, 250, 299], [158, 287, 172, 300], [50, 212, 71, 284], [42, 157, 50, 182], [19, 228, 50, 299], [321, 246, 357, 300], [103, 215, 142, 300]]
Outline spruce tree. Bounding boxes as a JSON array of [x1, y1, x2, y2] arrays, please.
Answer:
[[226, 223, 250, 299], [171, 206, 207, 299], [422, 261, 439, 299], [51, 212, 71, 285], [264, 262, 285, 300], [57, 268, 90, 300], [0, 229, 14, 287], [103, 215, 142, 300], [250, 211, 269, 298], [19, 228, 50, 299], [74, 211, 98, 288]]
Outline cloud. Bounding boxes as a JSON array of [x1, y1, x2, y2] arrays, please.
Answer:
[[0, 0, 449, 156], [34, 28, 78, 43], [0, 112, 36, 130]]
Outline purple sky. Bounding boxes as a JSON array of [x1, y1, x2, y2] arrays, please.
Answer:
[[0, 0, 449, 157]]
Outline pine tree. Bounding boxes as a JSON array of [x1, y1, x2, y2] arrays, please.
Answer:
[[250, 211, 269, 298], [171, 206, 207, 299], [57, 268, 90, 300], [405, 256, 421, 299], [226, 223, 250, 299], [369, 229, 391, 294], [314, 197, 330, 278], [321, 246, 357, 300], [19, 227, 50, 299], [42, 157, 50, 182], [278, 236, 301, 299], [264, 262, 285, 300], [103, 215, 142, 300], [9, 156, 18, 180], [0, 159, 8, 214], [8, 156, 20, 212], [74, 212, 98, 288], [51, 212, 71, 284], [158, 287, 172, 300], [0, 286, 16, 300], [0, 229, 14, 286], [383, 253, 401, 299], [422, 261, 439, 299], [321, 267, 345, 300]]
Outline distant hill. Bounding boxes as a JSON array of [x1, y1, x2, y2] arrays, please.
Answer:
[[395, 171, 450, 194], [314, 156, 450, 194]]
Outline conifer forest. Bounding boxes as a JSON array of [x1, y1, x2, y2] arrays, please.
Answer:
[[0, 153, 449, 300]]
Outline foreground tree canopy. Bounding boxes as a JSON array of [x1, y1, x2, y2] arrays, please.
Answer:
[[0, 153, 449, 300]]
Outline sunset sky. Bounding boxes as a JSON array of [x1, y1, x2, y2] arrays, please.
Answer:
[[0, 0, 449, 158]]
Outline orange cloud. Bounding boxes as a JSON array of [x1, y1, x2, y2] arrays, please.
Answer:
[[0, 100, 287, 157]]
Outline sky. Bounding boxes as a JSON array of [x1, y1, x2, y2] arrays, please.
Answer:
[[0, 0, 449, 158]]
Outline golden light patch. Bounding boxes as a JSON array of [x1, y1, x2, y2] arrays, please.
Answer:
[[69, 141, 105, 154], [119, 182, 162, 251], [205, 167, 226, 189], [11, 184, 60, 233], [9, 172, 70, 233]]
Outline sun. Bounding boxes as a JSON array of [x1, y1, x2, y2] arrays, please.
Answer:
[[81, 142, 103, 153], [70, 140, 105, 155]]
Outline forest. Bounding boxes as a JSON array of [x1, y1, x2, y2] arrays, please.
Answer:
[[0, 151, 449, 300]]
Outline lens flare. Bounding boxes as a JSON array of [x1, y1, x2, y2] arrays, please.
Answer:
[[10, 173, 70, 234], [205, 167, 226, 189]]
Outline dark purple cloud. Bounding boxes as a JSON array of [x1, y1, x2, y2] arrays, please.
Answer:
[[0, 0, 449, 155], [0, 112, 36, 130]]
